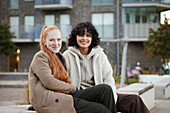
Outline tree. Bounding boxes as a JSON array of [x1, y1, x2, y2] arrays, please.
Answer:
[[0, 22, 17, 72], [144, 18, 170, 74]]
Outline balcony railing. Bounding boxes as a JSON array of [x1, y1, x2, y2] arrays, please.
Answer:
[[123, 23, 159, 39], [10, 24, 72, 41], [34, 0, 72, 10], [123, 0, 170, 4]]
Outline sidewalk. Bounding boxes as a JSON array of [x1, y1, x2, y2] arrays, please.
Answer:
[[0, 99, 170, 113], [150, 98, 170, 113]]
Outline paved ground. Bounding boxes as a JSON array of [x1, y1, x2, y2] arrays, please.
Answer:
[[0, 87, 170, 113], [150, 98, 170, 113], [0, 88, 26, 106]]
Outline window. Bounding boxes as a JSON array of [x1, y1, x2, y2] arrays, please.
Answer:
[[9, 0, 19, 9], [92, 13, 114, 39], [135, 15, 140, 23], [125, 8, 159, 24], [149, 14, 158, 23], [10, 16, 19, 39], [60, 14, 70, 25], [24, 0, 34, 1], [45, 15, 55, 25], [126, 13, 130, 23], [142, 15, 147, 23], [60, 14, 71, 38], [24, 16, 34, 39], [60, 0, 72, 5], [91, 0, 114, 6]]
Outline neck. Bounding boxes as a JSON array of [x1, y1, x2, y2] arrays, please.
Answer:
[[79, 48, 89, 55]]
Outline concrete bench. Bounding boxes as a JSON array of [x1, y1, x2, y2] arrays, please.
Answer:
[[154, 77, 170, 99], [0, 105, 35, 113], [139, 74, 160, 84], [139, 74, 170, 84], [117, 83, 154, 110]]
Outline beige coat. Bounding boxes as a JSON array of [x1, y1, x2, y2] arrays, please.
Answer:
[[29, 51, 76, 113], [63, 46, 118, 103]]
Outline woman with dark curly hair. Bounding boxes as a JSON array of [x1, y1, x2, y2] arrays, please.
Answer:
[[68, 21, 100, 50], [64, 22, 150, 113]]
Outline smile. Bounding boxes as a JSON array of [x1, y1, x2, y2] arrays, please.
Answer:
[[52, 47, 58, 49]]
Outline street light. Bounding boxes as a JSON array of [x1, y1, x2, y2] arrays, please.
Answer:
[[16, 49, 20, 72]]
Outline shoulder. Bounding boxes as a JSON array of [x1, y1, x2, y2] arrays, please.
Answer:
[[33, 51, 49, 60], [94, 47, 107, 58], [63, 50, 70, 56], [35, 51, 48, 57], [63, 49, 73, 58], [31, 51, 50, 65]]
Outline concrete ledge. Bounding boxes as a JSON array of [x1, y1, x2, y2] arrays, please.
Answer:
[[117, 83, 154, 110], [0, 72, 28, 80], [0, 72, 28, 88], [154, 77, 170, 99]]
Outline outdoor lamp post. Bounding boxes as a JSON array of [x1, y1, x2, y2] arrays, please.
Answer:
[[16, 49, 20, 72]]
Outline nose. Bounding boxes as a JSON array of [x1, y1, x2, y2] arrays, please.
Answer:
[[82, 35, 87, 39], [53, 40, 59, 45]]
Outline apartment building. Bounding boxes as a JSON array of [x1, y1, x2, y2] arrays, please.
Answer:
[[122, 0, 170, 71], [0, 0, 122, 72]]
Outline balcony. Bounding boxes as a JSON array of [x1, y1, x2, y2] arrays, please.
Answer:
[[34, 0, 72, 10], [123, 0, 170, 8], [11, 24, 72, 42], [123, 23, 159, 41]]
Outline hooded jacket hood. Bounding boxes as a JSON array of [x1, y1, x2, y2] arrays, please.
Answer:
[[67, 46, 103, 60]]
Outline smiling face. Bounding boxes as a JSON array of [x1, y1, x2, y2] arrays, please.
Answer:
[[76, 29, 92, 50], [44, 29, 62, 53]]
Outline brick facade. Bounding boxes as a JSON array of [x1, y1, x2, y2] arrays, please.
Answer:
[[0, 0, 161, 72]]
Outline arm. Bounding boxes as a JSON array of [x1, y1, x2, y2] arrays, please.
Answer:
[[31, 52, 76, 94], [102, 53, 118, 102]]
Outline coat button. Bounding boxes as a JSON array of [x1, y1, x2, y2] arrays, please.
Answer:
[[55, 99, 59, 102]]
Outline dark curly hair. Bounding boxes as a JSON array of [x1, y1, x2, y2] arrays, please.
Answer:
[[68, 22, 100, 49]]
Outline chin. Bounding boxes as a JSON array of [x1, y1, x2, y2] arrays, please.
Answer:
[[51, 50, 59, 53]]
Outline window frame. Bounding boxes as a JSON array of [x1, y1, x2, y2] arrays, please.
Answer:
[[9, 0, 19, 9], [92, 13, 114, 39]]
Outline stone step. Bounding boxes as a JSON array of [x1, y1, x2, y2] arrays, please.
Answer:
[[0, 72, 28, 80]]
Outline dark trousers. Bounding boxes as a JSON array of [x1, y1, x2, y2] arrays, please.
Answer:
[[72, 84, 117, 113], [116, 94, 150, 113]]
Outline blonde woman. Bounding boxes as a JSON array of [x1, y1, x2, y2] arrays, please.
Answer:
[[28, 25, 116, 113]]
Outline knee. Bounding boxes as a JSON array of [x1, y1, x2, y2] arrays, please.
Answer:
[[129, 94, 141, 103], [98, 84, 112, 91], [98, 84, 112, 89], [132, 94, 140, 100]]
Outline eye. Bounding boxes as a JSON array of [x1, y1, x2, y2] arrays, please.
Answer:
[[49, 39, 54, 41], [86, 34, 92, 37], [78, 33, 84, 36], [57, 38, 61, 41]]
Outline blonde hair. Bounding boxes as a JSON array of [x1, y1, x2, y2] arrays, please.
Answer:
[[40, 25, 71, 84]]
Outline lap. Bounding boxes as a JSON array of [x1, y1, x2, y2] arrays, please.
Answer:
[[117, 93, 139, 104], [73, 84, 112, 101], [73, 97, 111, 113]]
